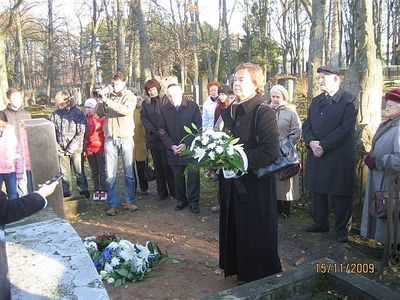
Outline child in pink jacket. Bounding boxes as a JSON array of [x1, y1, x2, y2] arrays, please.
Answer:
[[0, 111, 24, 200]]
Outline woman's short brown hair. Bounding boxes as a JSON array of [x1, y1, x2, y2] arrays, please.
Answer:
[[6, 87, 22, 99], [235, 63, 265, 95], [112, 71, 126, 82]]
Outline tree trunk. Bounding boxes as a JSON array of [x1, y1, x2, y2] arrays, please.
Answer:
[[343, 0, 382, 150], [222, 0, 233, 79], [0, 34, 8, 109], [46, 0, 54, 103], [135, 0, 153, 83], [301, 0, 326, 100], [189, 1, 199, 86], [15, 5, 26, 88], [116, 0, 126, 72], [330, 0, 340, 66], [88, 0, 101, 96], [213, 0, 223, 81]]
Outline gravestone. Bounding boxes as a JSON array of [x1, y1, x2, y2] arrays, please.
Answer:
[[0, 231, 10, 300], [22, 118, 65, 218]]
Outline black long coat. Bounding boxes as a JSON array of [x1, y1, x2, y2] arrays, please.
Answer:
[[159, 98, 202, 166], [302, 88, 358, 196], [0, 191, 46, 226], [141, 96, 165, 150], [219, 94, 282, 283]]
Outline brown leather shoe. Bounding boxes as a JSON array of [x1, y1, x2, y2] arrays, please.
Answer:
[[125, 203, 138, 212], [106, 207, 119, 216]]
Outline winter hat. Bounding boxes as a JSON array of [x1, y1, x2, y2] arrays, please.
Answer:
[[270, 85, 289, 102], [218, 84, 233, 95], [84, 98, 97, 109], [385, 88, 400, 103], [144, 79, 161, 96], [317, 65, 341, 76]]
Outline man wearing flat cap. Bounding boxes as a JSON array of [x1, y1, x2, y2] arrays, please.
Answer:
[[302, 65, 358, 242], [361, 88, 400, 243]]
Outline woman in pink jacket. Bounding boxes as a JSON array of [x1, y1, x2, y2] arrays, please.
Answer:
[[0, 111, 24, 200]]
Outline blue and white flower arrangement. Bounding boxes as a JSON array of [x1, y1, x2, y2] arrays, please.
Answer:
[[83, 233, 167, 287]]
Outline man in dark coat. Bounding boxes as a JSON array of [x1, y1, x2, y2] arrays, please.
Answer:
[[302, 65, 358, 242], [159, 84, 202, 214], [141, 79, 175, 201]]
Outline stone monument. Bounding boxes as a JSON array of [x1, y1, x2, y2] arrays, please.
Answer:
[[22, 118, 65, 218]]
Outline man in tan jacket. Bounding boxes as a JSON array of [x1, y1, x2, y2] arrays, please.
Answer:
[[96, 71, 137, 216]]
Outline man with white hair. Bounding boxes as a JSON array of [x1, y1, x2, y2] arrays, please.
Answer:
[[302, 65, 358, 243], [159, 84, 202, 214]]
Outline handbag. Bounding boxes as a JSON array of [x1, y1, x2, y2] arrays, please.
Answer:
[[370, 172, 400, 219], [277, 163, 301, 181], [253, 104, 300, 179], [144, 153, 156, 182]]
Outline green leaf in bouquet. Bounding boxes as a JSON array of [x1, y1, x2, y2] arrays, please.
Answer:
[[184, 126, 192, 134], [147, 241, 155, 253], [114, 278, 123, 287], [191, 123, 198, 130], [230, 137, 240, 145], [219, 120, 225, 131], [116, 268, 129, 277]]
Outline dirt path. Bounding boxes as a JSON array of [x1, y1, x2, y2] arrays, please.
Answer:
[[70, 180, 400, 299]]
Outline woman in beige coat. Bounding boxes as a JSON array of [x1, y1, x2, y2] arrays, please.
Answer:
[[134, 96, 149, 194], [270, 85, 302, 218]]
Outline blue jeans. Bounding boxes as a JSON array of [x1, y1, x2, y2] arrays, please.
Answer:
[[105, 137, 136, 208], [0, 172, 18, 200], [59, 153, 89, 196]]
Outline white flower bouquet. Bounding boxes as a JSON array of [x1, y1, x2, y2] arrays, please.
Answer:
[[83, 233, 168, 287], [181, 123, 248, 177]]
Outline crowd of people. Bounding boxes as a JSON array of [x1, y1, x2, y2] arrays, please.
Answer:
[[1, 63, 400, 284]]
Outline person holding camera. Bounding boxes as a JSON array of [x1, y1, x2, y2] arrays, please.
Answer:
[[96, 71, 137, 216]]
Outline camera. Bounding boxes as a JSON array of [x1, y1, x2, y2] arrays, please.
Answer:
[[94, 84, 113, 98]]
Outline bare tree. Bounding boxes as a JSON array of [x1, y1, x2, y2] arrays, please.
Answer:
[[300, 0, 326, 99], [344, 0, 382, 146], [116, 0, 125, 72], [0, 0, 23, 108], [329, 0, 340, 66], [14, 3, 26, 87], [45, 0, 54, 102]]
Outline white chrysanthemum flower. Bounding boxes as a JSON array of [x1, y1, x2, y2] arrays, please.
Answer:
[[194, 148, 206, 162], [201, 136, 210, 145], [208, 142, 216, 149], [119, 240, 137, 261], [107, 277, 115, 284], [213, 131, 228, 139], [84, 236, 96, 242], [107, 242, 119, 250], [215, 146, 224, 154], [100, 270, 108, 279], [85, 241, 98, 251], [111, 256, 120, 267], [209, 151, 215, 160], [104, 262, 114, 272]]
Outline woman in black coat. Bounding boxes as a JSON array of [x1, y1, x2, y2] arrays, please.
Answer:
[[219, 63, 282, 283]]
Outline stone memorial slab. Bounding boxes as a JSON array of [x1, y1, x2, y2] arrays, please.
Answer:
[[22, 118, 65, 218], [5, 218, 109, 299]]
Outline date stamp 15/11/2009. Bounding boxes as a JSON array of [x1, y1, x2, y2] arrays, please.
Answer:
[[315, 262, 376, 274]]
